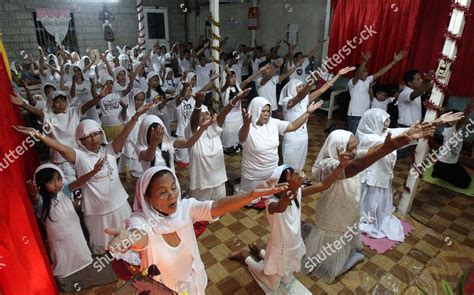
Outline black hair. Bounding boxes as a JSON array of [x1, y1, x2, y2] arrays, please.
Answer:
[[44, 84, 56, 94], [385, 84, 401, 97], [258, 60, 270, 69], [145, 169, 174, 197], [53, 94, 67, 102], [373, 83, 388, 95], [279, 167, 294, 184], [147, 123, 171, 168], [34, 168, 61, 223], [184, 49, 191, 55], [293, 52, 303, 60], [403, 70, 420, 85]]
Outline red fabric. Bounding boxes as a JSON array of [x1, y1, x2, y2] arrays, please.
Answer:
[[0, 55, 57, 293], [328, 0, 473, 96]]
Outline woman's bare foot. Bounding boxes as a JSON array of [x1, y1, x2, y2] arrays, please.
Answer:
[[228, 248, 249, 264]]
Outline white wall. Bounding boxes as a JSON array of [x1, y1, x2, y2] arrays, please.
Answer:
[[187, 0, 327, 62]]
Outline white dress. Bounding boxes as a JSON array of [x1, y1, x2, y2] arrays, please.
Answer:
[[74, 145, 132, 254], [40, 187, 93, 278], [175, 98, 195, 164], [220, 85, 243, 149]]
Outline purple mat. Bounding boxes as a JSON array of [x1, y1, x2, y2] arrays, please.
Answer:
[[361, 221, 415, 254]]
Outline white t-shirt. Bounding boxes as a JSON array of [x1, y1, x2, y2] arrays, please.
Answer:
[[43, 107, 82, 163], [67, 80, 92, 107], [40, 71, 61, 87], [189, 123, 227, 190], [136, 142, 176, 173], [221, 85, 243, 123], [179, 58, 193, 73], [133, 76, 148, 91], [176, 98, 196, 138], [195, 63, 213, 88], [438, 126, 463, 164], [231, 60, 243, 85], [347, 75, 374, 117], [288, 58, 310, 83], [371, 97, 395, 112], [74, 145, 129, 215], [100, 92, 122, 126], [252, 57, 266, 74], [241, 118, 289, 180], [256, 76, 280, 111], [280, 95, 308, 140], [398, 86, 422, 126], [39, 187, 92, 278]]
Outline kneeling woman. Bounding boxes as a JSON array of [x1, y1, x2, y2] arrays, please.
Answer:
[[105, 166, 288, 294]]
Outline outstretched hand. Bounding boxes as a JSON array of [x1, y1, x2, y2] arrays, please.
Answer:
[[241, 108, 252, 125], [231, 88, 251, 105], [104, 228, 132, 253], [149, 125, 165, 146], [338, 66, 357, 76], [307, 100, 324, 113], [286, 170, 304, 194], [26, 179, 40, 197], [336, 147, 351, 167], [252, 178, 288, 199], [436, 111, 465, 126]]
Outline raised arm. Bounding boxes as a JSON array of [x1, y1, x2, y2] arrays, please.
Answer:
[[12, 125, 76, 162], [112, 103, 153, 154], [308, 66, 356, 102], [240, 70, 258, 90], [11, 93, 44, 122], [268, 171, 303, 214], [285, 101, 323, 132], [59, 64, 69, 91], [217, 88, 251, 127], [238, 108, 251, 143], [285, 82, 313, 110], [344, 122, 436, 178], [69, 157, 105, 190], [199, 74, 219, 93], [190, 92, 205, 134], [409, 72, 433, 100], [21, 81, 37, 106], [279, 57, 303, 83], [302, 149, 350, 196], [210, 180, 288, 218], [174, 115, 214, 148], [372, 51, 405, 81], [352, 51, 371, 86], [81, 85, 112, 115]]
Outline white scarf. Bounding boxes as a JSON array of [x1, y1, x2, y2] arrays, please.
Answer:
[[136, 115, 174, 153], [247, 96, 271, 126]]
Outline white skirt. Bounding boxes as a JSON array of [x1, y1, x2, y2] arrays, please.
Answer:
[[264, 241, 306, 276], [302, 225, 362, 283], [190, 183, 226, 201], [282, 136, 308, 171], [359, 183, 404, 242], [221, 119, 242, 148], [84, 201, 132, 255]]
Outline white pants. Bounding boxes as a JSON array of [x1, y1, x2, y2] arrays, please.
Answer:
[[190, 183, 226, 201], [221, 119, 242, 148], [246, 249, 294, 291], [282, 136, 308, 171]]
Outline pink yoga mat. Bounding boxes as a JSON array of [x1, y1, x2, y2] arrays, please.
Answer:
[[361, 221, 414, 254]]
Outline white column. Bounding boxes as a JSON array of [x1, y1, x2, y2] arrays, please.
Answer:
[[251, 0, 257, 47], [210, 0, 220, 112], [398, 0, 471, 215], [136, 0, 146, 50], [322, 0, 331, 59]]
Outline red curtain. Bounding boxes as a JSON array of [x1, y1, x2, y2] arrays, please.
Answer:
[[0, 55, 57, 293], [328, 0, 473, 97]]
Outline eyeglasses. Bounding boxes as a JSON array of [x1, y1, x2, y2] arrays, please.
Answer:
[[80, 131, 102, 142]]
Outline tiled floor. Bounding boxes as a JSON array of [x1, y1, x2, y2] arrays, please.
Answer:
[[57, 111, 473, 294]]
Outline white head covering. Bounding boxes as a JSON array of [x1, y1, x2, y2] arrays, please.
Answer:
[[126, 88, 146, 117], [356, 108, 390, 150], [136, 115, 174, 153], [47, 54, 59, 69], [69, 64, 84, 81], [312, 129, 352, 182], [186, 72, 196, 85], [11, 61, 21, 75], [130, 166, 208, 294], [78, 56, 91, 71], [41, 82, 57, 101], [113, 66, 129, 91], [279, 79, 304, 106], [164, 67, 174, 80], [99, 74, 114, 85], [105, 51, 115, 63], [34, 163, 65, 186], [70, 52, 80, 64], [146, 71, 162, 85], [248, 96, 271, 126], [118, 53, 130, 69], [74, 119, 108, 151]]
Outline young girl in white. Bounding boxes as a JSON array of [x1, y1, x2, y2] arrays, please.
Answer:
[[220, 67, 258, 153], [236, 96, 320, 208], [105, 166, 288, 295], [188, 89, 251, 201], [304, 124, 434, 282], [146, 71, 171, 133], [13, 104, 151, 254], [229, 159, 348, 293], [11, 89, 108, 183], [118, 88, 147, 177], [28, 164, 116, 292], [136, 114, 213, 174], [279, 67, 354, 170]]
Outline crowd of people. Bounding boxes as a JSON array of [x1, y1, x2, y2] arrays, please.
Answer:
[[10, 37, 470, 293]]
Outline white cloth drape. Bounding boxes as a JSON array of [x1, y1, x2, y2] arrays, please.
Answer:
[[36, 8, 71, 45]]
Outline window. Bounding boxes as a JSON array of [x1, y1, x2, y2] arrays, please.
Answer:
[[32, 12, 79, 54]]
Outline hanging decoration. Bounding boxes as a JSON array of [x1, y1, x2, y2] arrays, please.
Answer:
[[35, 8, 71, 45], [136, 0, 146, 50]]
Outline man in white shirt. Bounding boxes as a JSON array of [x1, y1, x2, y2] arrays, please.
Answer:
[[347, 51, 405, 134], [398, 69, 433, 127]]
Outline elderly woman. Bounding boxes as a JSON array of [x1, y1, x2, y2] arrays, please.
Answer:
[[303, 122, 435, 283], [104, 166, 288, 294], [236, 96, 321, 208]]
